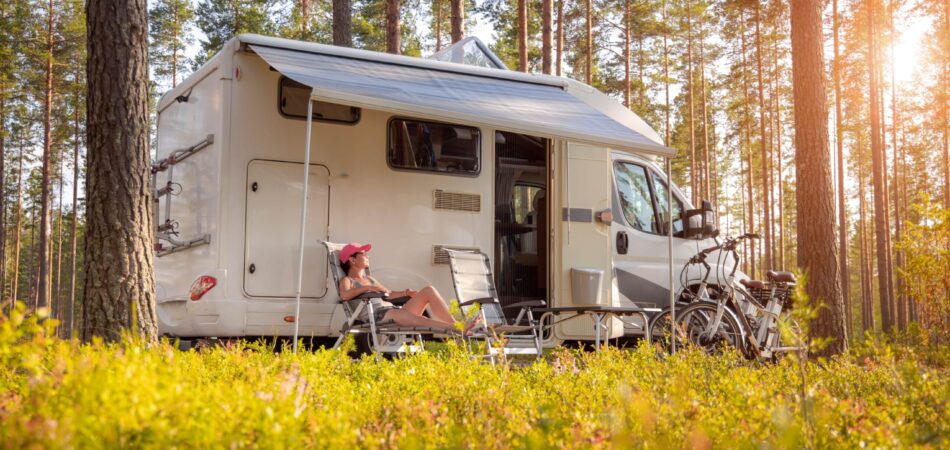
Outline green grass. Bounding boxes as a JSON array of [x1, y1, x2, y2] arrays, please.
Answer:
[[1, 310, 948, 449]]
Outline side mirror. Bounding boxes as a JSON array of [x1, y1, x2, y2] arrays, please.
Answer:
[[683, 200, 718, 239]]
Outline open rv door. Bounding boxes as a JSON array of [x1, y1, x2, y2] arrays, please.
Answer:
[[553, 142, 619, 341]]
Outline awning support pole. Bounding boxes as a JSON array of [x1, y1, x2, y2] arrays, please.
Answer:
[[667, 157, 675, 354], [292, 97, 316, 353]]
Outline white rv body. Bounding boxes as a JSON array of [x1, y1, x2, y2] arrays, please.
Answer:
[[154, 35, 733, 344]]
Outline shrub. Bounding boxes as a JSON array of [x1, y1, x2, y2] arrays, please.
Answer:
[[1, 309, 948, 449]]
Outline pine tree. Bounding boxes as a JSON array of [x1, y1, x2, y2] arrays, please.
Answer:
[[149, 0, 195, 89], [194, 0, 273, 65]]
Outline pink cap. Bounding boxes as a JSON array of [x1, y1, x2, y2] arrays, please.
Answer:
[[340, 242, 372, 263]]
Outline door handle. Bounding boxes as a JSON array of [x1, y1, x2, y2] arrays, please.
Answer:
[[616, 231, 629, 255]]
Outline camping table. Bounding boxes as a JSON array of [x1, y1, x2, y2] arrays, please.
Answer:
[[533, 306, 661, 350]]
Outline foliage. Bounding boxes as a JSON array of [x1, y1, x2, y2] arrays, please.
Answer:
[[0, 309, 947, 448], [895, 196, 950, 344]]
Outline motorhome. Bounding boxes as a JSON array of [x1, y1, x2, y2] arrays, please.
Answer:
[[153, 34, 727, 346]]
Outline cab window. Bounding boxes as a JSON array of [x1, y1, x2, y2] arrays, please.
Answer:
[[651, 173, 685, 236], [614, 162, 659, 233]]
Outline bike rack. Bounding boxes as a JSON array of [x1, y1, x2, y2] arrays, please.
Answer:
[[151, 134, 214, 257]]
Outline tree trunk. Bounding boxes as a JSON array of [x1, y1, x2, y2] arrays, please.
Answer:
[[773, 41, 784, 270], [585, 0, 592, 84], [662, 0, 670, 145], [300, 0, 310, 35], [944, 2, 950, 210], [71, 74, 81, 337], [542, 0, 552, 74], [39, 0, 54, 313], [55, 154, 65, 335], [889, 9, 905, 330], [450, 0, 463, 43], [686, 2, 696, 203], [754, 0, 771, 273], [435, 0, 442, 51], [740, 6, 756, 277], [556, 0, 563, 76], [386, 0, 400, 54], [83, 0, 158, 343], [832, 0, 850, 334], [332, 0, 352, 47], [867, 0, 893, 332], [623, 0, 630, 108], [858, 152, 874, 332], [790, 0, 847, 355], [699, 26, 710, 203], [518, 0, 527, 72], [11, 144, 23, 307], [0, 95, 5, 303]]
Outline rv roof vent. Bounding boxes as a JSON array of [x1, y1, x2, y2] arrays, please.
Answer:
[[433, 189, 481, 213], [432, 245, 481, 265]]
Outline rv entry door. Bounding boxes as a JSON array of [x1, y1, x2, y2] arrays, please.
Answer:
[[555, 142, 617, 341]]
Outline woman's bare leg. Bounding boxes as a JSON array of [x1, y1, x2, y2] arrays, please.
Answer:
[[383, 309, 455, 331], [401, 286, 455, 323]]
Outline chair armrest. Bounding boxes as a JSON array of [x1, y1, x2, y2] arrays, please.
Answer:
[[459, 297, 496, 307], [352, 292, 390, 301], [503, 300, 546, 310], [387, 295, 412, 306]]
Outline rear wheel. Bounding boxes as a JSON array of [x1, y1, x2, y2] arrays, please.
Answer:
[[675, 302, 743, 354]]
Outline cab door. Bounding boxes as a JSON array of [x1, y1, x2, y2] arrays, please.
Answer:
[[554, 142, 616, 340], [610, 159, 695, 316]]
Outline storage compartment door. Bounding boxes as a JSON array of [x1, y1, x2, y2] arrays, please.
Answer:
[[244, 160, 330, 298], [555, 142, 617, 340]]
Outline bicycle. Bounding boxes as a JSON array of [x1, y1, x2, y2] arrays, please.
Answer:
[[648, 233, 759, 352], [672, 234, 803, 360]]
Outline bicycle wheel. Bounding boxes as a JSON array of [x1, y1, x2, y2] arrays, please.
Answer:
[[675, 302, 743, 354], [647, 306, 688, 353]]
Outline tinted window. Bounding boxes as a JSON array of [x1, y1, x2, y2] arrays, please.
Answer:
[[279, 77, 360, 123], [388, 118, 480, 175], [652, 173, 685, 235], [614, 163, 659, 233]]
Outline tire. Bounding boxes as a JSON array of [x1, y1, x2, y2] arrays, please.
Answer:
[[675, 301, 744, 354]]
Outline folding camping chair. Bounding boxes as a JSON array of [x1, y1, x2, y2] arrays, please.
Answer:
[[323, 241, 454, 358], [445, 249, 546, 364]]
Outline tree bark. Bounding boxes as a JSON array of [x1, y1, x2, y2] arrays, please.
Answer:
[[623, 0, 631, 108], [790, 0, 847, 355], [686, 1, 696, 203], [332, 0, 352, 47], [662, 0, 670, 146], [858, 151, 874, 332], [450, 0, 463, 43], [542, 0, 552, 74], [740, 6, 756, 277], [0, 94, 5, 303], [773, 40, 784, 270], [833, 0, 850, 334], [39, 0, 55, 313], [435, 0, 442, 51], [556, 0, 563, 76], [70, 70, 81, 336], [585, 0, 592, 84], [386, 0, 400, 54], [867, 0, 893, 332], [518, 0, 527, 71], [699, 25, 710, 203], [889, 8, 905, 330], [754, 0, 771, 273], [83, 0, 158, 342], [11, 143, 23, 307]]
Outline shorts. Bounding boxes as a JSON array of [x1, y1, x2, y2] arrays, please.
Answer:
[[371, 306, 395, 323]]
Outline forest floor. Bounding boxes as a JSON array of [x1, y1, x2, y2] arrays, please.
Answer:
[[1, 311, 948, 449]]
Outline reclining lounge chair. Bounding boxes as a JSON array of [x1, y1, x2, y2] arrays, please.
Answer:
[[323, 241, 455, 358], [445, 249, 546, 364]]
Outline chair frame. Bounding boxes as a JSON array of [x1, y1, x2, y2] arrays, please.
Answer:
[[445, 249, 546, 364], [323, 241, 451, 358]]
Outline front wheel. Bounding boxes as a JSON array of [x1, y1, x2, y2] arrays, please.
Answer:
[[675, 302, 744, 354]]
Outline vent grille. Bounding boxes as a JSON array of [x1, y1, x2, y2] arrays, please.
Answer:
[[432, 245, 481, 265], [433, 189, 481, 212]]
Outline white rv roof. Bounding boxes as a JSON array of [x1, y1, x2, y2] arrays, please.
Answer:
[[236, 35, 674, 157]]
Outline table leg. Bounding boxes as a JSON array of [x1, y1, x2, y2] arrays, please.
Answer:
[[593, 313, 605, 350]]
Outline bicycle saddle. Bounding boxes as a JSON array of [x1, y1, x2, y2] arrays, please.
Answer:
[[740, 279, 767, 290], [766, 271, 796, 283]]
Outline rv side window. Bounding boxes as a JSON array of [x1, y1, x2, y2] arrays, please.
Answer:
[[388, 118, 480, 175], [279, 77, 361, 124]]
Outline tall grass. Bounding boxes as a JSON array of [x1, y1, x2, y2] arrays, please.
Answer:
[[1, 309, 947, 449]]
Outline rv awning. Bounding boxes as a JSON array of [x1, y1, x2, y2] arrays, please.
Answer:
[[249, 44, 674, 157]]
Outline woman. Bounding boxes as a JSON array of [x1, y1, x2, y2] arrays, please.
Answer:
[[338, 242, 477, 334]]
